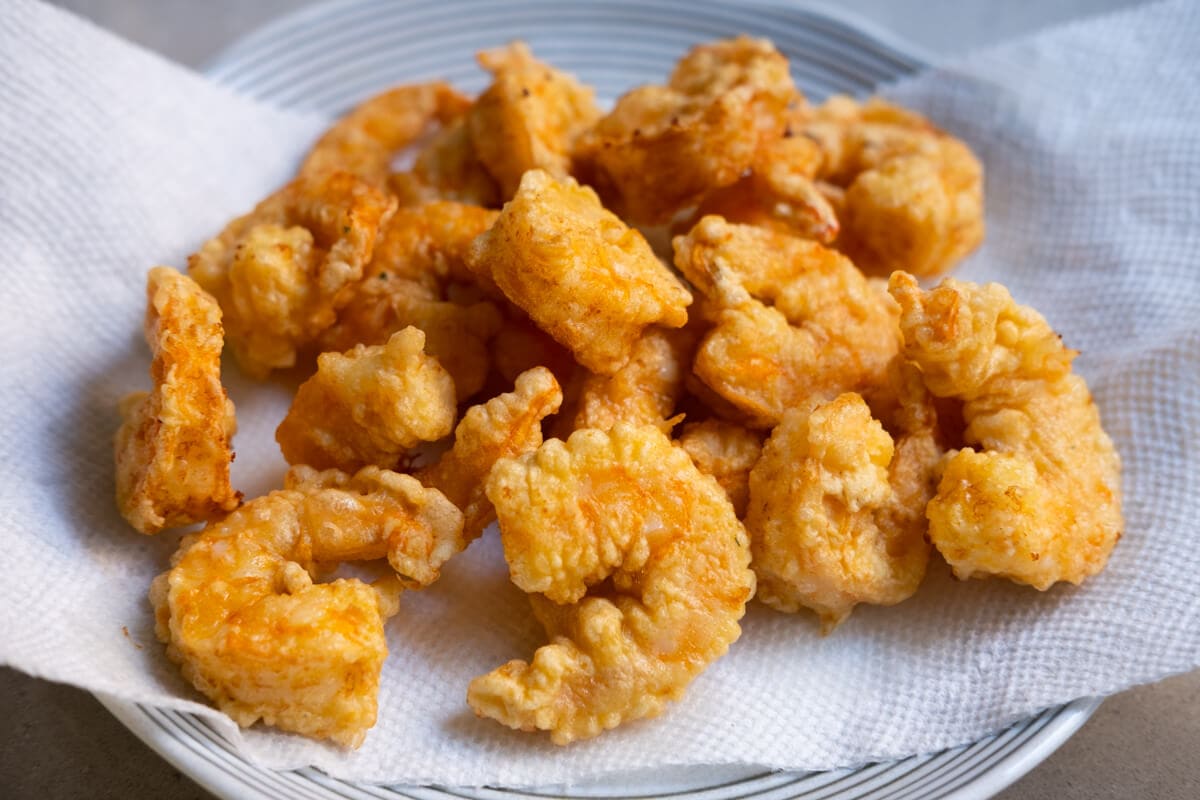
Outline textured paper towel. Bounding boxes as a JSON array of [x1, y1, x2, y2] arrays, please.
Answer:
[[1, 0, 1198, 788]]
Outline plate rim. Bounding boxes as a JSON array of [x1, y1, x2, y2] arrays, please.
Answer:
[[99, 1, 1100, 797]]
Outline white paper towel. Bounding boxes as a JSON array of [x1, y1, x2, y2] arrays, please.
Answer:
[[1, 0, 1198, 788]]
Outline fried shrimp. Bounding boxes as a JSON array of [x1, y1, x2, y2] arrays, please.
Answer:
[[319, 202, 504, 399], [188, 171, 396, 377], [677, 419, 763, 517], [673, 216, 899, 427], [114, 267, 240, 534], [467, 42, 601, 199], [799, 96, 984, 278], [276, 327, 456, 472], [416, 367, 563, 543], [575, 36, 795, 224], [299, 82, 472, 186], [569, 326, 693, 433], [467, 170, 692, 374], [746, 389, 934, 632], [888, 272, 1123, 589], [468, 423, 754, 744], [150, 465, 465, 747], [390, 117, 501, 208], [690, 131, 839, 244]]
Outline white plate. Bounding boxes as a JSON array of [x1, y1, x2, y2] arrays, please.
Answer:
[[100, 1, 1101, 797]]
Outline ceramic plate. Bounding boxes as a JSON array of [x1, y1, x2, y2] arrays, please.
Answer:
[[101, 2, 1101, 797]]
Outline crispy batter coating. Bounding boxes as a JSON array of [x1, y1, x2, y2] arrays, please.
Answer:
[[673, 216, 899, 427], [746, 391, 933, 632], [150, 466, 465, 747], [390, 117, 501, 208], [467, 42, 601, 199], [677, 419, 763, 518], [114, 267, 240, 534], [319, 202, 504, 399], [889, 272, 1123, 589], [300, 82, 471, 186], [576, 36, 795, 223], [467, 170, 691, 374], [690, 132, 839, 244], [416, 367, 562, 543], [801, 96, 984, 278], [469, 424, 754, 744], [188, 172, 396, 377], [276, 327, 456, 471], [569, 326, 693, 433]]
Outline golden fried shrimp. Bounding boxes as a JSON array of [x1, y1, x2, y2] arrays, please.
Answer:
[[673, 216, 899, 427], [416, 367, 562, 543], [368, 201, 501, 294], [276, 327, 456, 471], [114, 267, 240, 534], [466, 42, 601, 199], [390, 117, 501, 208], [569, 326, 693, 434], [467, 170, 691, 374], [299, 82, 472, 186], [746, 390, 933, 632], [316, 202, 504, 398], [150, 465, 465, 748], [690, 133, 838, 244], [319, 282, 502, 402], [188, 172, 396, 377], [468, 424, 754, 744], [888, 272, 1123, 589], [800, 96, 984, 278], [576, 36, 795, 223], [677, 419, 763, 517]]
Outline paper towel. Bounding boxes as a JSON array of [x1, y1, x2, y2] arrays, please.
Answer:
[[1, 0, 1197, 787]]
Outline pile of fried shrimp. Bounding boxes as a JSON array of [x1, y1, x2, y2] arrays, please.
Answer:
[[112, 36, 1123, 749]]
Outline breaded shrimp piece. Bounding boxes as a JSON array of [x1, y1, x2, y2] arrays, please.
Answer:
[[746, 391, 933, 632], [319, 201, 504, 399], [114, 267, 240, 534], [468, 424, 754, 744], [276, 327, 456, 472], [569, 326, 694, 433], [673, 216, 899, 427], [416, 367, 562, 543], [390, 117, 501, 208], [576, 36, 795, 224], [150, 465, 465, 748], [801, 96, 984, 278], [467, 170, 692, 374], [690, 132, 839, 244], [188, 171, 396, 377], [677, 419, 763, 517], [888, 272, 1123, 589], [299, 82, 472, 186], [467, 42, 601, 199]]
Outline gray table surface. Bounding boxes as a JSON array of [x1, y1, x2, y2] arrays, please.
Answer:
[[6, 1, 1197, 798]]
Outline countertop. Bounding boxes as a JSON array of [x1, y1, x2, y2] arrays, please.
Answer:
[[4, 1, 1197, 798]]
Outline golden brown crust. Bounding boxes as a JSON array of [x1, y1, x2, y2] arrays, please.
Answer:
[[276, 327, 456, 471], [468, 424, 753, 744], [415, 367, 563, 543], [673, 216, 899, 427], [114, 267, 240, 534], [466, 170, 692, 374], [151, 465, 464, 748], [576, 36, 796, 223], [187, 172, 397, 377], [889, 272, 1122, 589]]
